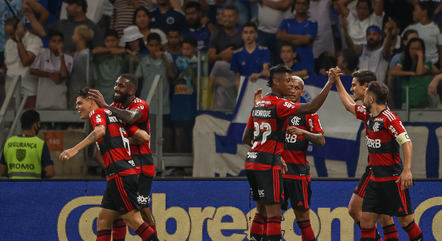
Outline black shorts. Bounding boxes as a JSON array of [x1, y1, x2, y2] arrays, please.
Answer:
[[246, 167, 283, 204], [362, 180, 413, 217], [101, 174, 142, 214], [137, 174, 153, 208], [354, 167, 372, 198], [281, 176, 312, 211]]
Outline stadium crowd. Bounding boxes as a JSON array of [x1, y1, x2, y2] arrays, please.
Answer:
[[1, 0, 442, 154]]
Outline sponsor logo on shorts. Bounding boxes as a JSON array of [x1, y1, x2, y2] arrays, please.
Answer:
[[137, 195, 150, 205], [258, 189, 265, 198]]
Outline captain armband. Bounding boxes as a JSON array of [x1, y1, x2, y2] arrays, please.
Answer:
[[396, 132, 411, 145]]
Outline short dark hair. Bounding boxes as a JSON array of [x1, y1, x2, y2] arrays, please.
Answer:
[[21, 110, 40, 130], [242, 21, 257, 31], [65, 0, 88, 12], [352, 70, 376, 86], [356, 0, 373, 12], [167, 27, 181, 35], [340, 48, 359, 72], [281, 41, 296, 52], [223, 5, 238, 14], [183, 37, 197, 47], [417, 1, 435, 20], [133, 6, 150, 24], [268, 64, 292, 87], [78, 87, 90, 99], [119, 73, 139, 90], [47, 30, 64, 41], [105, 29, 119, 38], [295, 0, 310, 7], [367, 81, 389, 105], [184, 1, 201, 11], [147, 32, 162, 43]]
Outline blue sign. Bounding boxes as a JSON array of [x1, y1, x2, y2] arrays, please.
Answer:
[[0, 180, 441, 241]]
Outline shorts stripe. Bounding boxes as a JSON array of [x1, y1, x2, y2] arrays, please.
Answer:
[[302, 179, 309, 209], [273, 168, 280, 203], [358, 170, 371, 197], [115, 176, 134, 211], [396, 182, 408, 215]]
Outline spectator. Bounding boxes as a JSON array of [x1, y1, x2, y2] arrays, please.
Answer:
[[235, 0, 257, 26], [171, 37, 198, 153], [111, 0, 152, 37], [119, 25, 148, 73], [403, 1, 442, 70], [0, 110, 55, 179], [149, 0, 186, 33], [182, 1, 211, 51], [277, 0, 317, 77], [30, 31, 74, 110], [4, 17, 42, 109], [50, 0, 104, 54], [337, 48, 359, 76], [68, 25, 94, 108], [387, 29, 418, 106], [343, 22, 397, 83], [135, 33, 176, 152], [208, 5, 243, 65], [92, 29, 129, 104], [390, 38, 433, 108], [1, 0, 48, 60], [280, 42, 311, 79], [133, 7, 167, 46], [256, 0, 293, 65], [60, 0, 114, 26], [231, 22, 270, 88], [309, 0, 335, 59], [336, 0, 384, 45], [390, 29, 419, 68], [166, 28, 182, 62], [428, 73, 442, 107]]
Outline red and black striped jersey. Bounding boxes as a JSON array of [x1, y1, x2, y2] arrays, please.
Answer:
[[355, 104, 409, 181], [112, 98, 154, 176], [89, 108, 137, 177], [245, 95, 300, 171], [282, 113, 323, 178]]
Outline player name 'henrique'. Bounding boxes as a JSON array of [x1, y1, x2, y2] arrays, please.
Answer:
[[253, 109, 273, 118]]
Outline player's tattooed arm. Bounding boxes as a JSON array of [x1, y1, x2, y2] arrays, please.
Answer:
[[107, 106, 142, 125], [242, 126, 254, 147], [397, 141, 413, 189], [59, 125, 105, 161], [88, 89, 143, 125]]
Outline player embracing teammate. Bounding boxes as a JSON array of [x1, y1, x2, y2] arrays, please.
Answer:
[[334, 68, 423, 241], [242, 65, 339, 241]]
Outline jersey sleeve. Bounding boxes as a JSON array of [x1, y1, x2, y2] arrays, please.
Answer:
[[307, 113, 324, 133], [126, 125, 140, 137], [276, 99, 300, 119], [129, 100, 149, 124], [41, 143, 54, 168], [89, 109, 107, 129], [354, 104, 367, 121], [307, 21, 318, 39], [246, 112, 254, 129], [278, 19, 288, 31], [385, 117, 410, 145]]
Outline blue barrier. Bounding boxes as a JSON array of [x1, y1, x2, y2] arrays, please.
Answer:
[[0, 180, 441, 241]]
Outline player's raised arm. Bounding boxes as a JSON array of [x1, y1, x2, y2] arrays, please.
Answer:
[[335, 69, 357, 115], [59, 125, 105, 161], [295, 67, 338, 115], [88, 89, 142, 125]]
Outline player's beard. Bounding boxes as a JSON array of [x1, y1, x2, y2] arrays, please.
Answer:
[[113, 92, 129, 104]]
